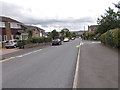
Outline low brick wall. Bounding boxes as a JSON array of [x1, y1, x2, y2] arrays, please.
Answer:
[[24, 42, 51, 48]]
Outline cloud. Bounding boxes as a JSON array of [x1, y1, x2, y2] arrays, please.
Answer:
[[1, 1, 96, 31]]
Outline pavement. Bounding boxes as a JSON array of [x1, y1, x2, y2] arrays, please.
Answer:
[[1, 48, 21, 55], [76, 40, 118, 88], [2, 44, 51, 60], [2, 38, 80, 88]]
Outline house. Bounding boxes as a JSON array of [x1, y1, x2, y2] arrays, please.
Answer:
[[88, 25, 98, 32], [0, 16, 46, 42], [0, 16, 27, 41], [26, 25, 46, 38]]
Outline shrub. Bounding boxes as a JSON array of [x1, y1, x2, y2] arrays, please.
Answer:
[[31, 37, 52, 43], [100, 33, 106, 44], [17, 37, 52, 48], [17, 40, 27, 48], [85, 32, 99, 40], [100, 28, 120, 48]]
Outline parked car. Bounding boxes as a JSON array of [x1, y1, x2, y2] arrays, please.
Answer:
[[52, 39, 62, 46], [63, 38, 69, 42], [5, 40, 18, 49]]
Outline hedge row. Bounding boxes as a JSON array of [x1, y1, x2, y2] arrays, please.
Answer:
[[83, 32, 100, 40], [17, 37, 52, 48], [100, 29, 120, 48]]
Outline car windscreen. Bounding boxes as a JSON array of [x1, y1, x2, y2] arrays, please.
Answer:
[[53, 39, 60, 41]]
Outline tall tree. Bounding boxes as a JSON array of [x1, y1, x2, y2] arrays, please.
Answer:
[[97, 3, 120, 34], [50, 29, 59, 39], [60, 28, 71, 38], [60, 29, 65, 36]]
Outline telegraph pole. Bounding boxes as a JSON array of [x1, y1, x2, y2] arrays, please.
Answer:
[[84, 26, 85, 32]]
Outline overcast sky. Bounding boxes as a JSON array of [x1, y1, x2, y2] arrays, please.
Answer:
[[0, 0, 119, 32]]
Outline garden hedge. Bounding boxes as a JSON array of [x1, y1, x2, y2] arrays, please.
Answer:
[[100, 28, 120, 48], [17, 37, 52, 48]]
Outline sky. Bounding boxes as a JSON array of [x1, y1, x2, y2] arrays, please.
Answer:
[[0, 0, 119, 32]]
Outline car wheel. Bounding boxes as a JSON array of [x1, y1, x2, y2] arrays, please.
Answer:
[[52, 44, 54, 46], [6, 47, 9, 49]]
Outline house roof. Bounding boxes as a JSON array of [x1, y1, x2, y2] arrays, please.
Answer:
[[0, 16, 27, 29], [0, 16, 45, 31], [89, 25, 98, 28], [0, 16, 22, 24], [26, 25, 45, 31]]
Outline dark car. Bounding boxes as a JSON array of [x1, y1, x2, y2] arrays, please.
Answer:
[[52, 39, 62, 46]]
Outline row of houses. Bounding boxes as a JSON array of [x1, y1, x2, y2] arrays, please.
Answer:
[[0, 16, 46, 42]]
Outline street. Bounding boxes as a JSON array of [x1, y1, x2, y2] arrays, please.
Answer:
[[2, 38, 80, 88], [1, 0, 119, 89], [1, 39, 118, 88]]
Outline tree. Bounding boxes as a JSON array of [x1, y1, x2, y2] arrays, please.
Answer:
[[66, 30, 71, 37], [60, 29, 65, 36], [26, 28, 33, 39], [50, 29, 59, 39], [60, 28, 72, 38], [71, 32, 76, 37], [97, 3, 120, 34]]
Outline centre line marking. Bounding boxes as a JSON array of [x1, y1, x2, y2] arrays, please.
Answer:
[[0, 57, 16, 62], [73, 41, 82, 89], [0, 49, 42, 62]]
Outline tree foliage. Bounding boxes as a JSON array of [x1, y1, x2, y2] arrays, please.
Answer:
[[26, 28, 33, 39], [60, 28, 72, 38], [97, 3, 120, 34], [50, 29, 59, 39]]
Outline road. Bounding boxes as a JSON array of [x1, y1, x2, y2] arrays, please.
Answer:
[[77, 41, 118, 88], [2, 38, 80, 88]]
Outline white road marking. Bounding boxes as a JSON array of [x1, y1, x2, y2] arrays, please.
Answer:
[[16, 49, 42, 58], [73, 41, 82, 88], [76, 45, 80, 48], [81, 42, 84, 45], [92, 41, 101, 44]]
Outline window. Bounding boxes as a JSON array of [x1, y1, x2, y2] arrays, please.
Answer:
[[2, 35, 7, 41], [0, 22, 5, 28], [10, 23, 21, 28], [4, 35, 7, 41]]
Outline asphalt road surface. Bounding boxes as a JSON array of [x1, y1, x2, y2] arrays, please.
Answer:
[[2, 38, 80, 88], [77, 41, 118, 88]]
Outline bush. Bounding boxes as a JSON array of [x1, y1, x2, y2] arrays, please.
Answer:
[[31, 37, 52, 43], [17, 37, 52, 48], [17, 40, 27, 48], [85, 32, 99, 40], [100, 28, 120, 48]]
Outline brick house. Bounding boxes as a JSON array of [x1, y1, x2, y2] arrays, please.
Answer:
[[88, 25, 98, 32], [0, 16, 27, 41], [26, 25, 46, 38]]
